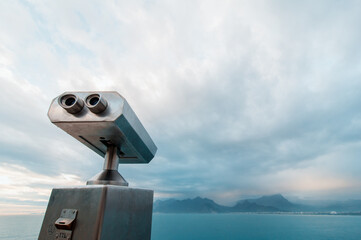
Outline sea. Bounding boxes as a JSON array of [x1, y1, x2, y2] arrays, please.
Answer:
[[1, 213, 361, 240]]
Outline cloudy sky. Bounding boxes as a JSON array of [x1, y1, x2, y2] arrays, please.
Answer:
[[1, 0, 361, 215]]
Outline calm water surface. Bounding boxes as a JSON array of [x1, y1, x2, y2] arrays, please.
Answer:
[[0, 213, 360, 239]]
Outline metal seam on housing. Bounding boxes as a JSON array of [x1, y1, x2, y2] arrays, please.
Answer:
[[79, 136, 105, 155]]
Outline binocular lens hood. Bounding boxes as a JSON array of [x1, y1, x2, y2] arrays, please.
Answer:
[[85, 94, 108, 114], [59, 94, 84, 114]]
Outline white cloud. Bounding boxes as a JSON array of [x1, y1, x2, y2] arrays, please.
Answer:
[[0, 163, 84, 215]]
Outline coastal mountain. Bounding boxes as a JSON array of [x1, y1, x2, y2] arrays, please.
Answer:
[[231, 200, 280, 212], [242, 194, 298, 211], [154, 194, 293, 213], [154, 194, 361, 213], [153, 197, 228, 213]]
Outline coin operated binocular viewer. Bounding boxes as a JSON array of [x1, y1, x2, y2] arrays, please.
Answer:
[[38, 92, 157, 240]]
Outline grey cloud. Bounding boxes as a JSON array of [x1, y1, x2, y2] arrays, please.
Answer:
[[1, 0, 361, 213]]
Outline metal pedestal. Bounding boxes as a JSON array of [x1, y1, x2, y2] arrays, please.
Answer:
[[38, 186, 153, 240], [40, 92, 158, 240]]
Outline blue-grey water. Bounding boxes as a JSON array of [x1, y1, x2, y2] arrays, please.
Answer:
[[1, 213, 361, 239]]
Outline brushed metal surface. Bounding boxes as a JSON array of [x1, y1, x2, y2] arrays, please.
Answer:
[[38, 186, 153, 240], [48, 91, 157, 164]]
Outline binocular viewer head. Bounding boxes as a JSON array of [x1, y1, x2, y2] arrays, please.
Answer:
[[48, 91, 157, 164]]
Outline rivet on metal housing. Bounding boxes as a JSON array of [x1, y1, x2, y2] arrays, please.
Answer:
[[59, 94, 84, 114], [85, 93, 108, 114]]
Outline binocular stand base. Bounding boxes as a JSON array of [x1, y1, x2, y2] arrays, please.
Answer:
[[38, 185, 153, 240], [86, 145, 129, 186], [86, 169, 129, 186]]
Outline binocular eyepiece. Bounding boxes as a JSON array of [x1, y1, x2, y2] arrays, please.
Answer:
[[59, 94, 84, 114], [59, 93, 108, 114]]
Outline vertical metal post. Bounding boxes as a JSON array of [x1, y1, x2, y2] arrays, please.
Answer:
[[103, 145, 119, 171], [87, 145, 128, 186]]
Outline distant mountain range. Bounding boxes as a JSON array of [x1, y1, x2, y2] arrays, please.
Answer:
[[153, 194, 361, 213]]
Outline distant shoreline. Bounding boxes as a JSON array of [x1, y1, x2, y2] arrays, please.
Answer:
[[154, 194, 361, 214], [153, 212, 361, 216], [1, 212, 360, 217]]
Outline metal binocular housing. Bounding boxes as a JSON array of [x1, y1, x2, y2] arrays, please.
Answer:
[[39, 91, 156, 240], [48, 91, 157, 186]]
